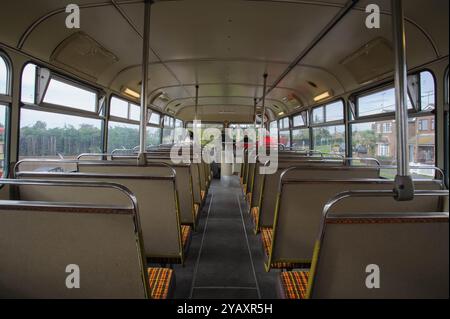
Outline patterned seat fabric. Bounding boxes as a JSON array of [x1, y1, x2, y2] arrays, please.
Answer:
[[261, 227, 308, 269], [148, 268, 174, 299], [261, 227, 274, 257], [193, 203, 200, 219], [279, 271, 309, 299], [251, 207, 259, 228], [181, 225, 191, 249]]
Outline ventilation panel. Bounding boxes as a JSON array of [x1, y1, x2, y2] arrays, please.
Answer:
[[340, 37, 394, 85], [51, 32, 118, 80]]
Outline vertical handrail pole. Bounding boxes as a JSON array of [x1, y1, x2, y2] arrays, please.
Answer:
[[195, 85, 199, 121], [253, 98, 258, 127], [138, 0, 152, 165], [261, 73, 268, 129], [392, 0, 414, 200]]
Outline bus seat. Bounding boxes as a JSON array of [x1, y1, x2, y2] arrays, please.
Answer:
[[279, 207, 448, 299], [16, 168, 190, 265], [267, 179, 443, 271], [0, 179, 174, 299], [255, 165, 380, 233], [80, 161, 198, 228]]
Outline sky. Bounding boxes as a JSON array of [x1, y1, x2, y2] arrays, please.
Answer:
[[0, 57, 7, 94]]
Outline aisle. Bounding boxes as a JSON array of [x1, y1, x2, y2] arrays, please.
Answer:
[[173, 175, 278, 299]]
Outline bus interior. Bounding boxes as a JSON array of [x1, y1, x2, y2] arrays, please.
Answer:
[[0, 0, 448, 300]]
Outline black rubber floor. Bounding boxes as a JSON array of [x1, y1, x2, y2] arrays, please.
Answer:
[[173, 175, 278, 299]]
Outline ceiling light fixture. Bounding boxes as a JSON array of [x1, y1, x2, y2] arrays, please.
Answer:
[[123, 88, 140, 99], [314, 91, 331, 102]]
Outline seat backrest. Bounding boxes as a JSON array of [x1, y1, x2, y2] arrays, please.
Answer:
[[187, 162, 202, 204], [250, 162, 263, 208], [16, 165, 183, 262], [81, 160, 195, 226], [308, 192, 449, 299], [257, 164, 380, 229], [0, 179, 149, 299], [109, 155, 203, 206], [198, 160, 207, 192], [270, 180, 444, 269]]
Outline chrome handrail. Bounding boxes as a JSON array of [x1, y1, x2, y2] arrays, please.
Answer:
[[14, 158, 82, 175], [323, 189, 449, 217], [278, 165, 445, 194], [0, 178, 139, 214], [77, 153, 112, 160], [343, 157, 381, 166], [14, 158, 177, 179]]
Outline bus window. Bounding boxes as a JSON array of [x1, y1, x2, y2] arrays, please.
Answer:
[[19, 64, 104, 159], [444, 70, 449, 188], [20, 109, 102, 158], [292, 112, 307, 127], [0, 104, 7, 176], [0, 56, 8, 95], [147, 126, 162, 146], [21, 64, 37, 104], [175, 119, 183, 128], [110, 96, 141, 121], [292, 128, 310, 150], [291, 111, 309, 150], [269, 120, 278, 130], [278, 117, 290, 148], [420, 71, 435, 111], [43, 79, 97, 112], [311, 100, 345, 154], [129, 103, 140, 121], [107, 121, 139, 152], [351, 71, 436, 178], [162, 116, 175, 144], [110, 97, 129, 118], [149, 112, 161, 125], [312, 125, 345, 154], [0, 55, 10, 176]]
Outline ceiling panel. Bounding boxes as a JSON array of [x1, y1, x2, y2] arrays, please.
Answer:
[[148, 0, 340, 62]]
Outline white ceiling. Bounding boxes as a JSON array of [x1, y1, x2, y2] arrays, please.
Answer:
[[0, 0, 448, 121]]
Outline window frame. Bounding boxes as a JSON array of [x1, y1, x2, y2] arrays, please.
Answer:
[[277, 116, 291, 148], [348, 69, 437, 168], [42, 76, 99, 114], [19, 61, 107, 157], [310, 99, 345, 127], [352, 70, 436, 123], [309, 99, 345, 154], [0, 51, 12, 178], [20, 62, 105, 121], [148, 111, 162, 126], [291, 110, 308, 128], [109, 95, 142, 124], [444, 67, 449, 188], [0, 52, 12, 98], [108, 95, 165, 148]]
